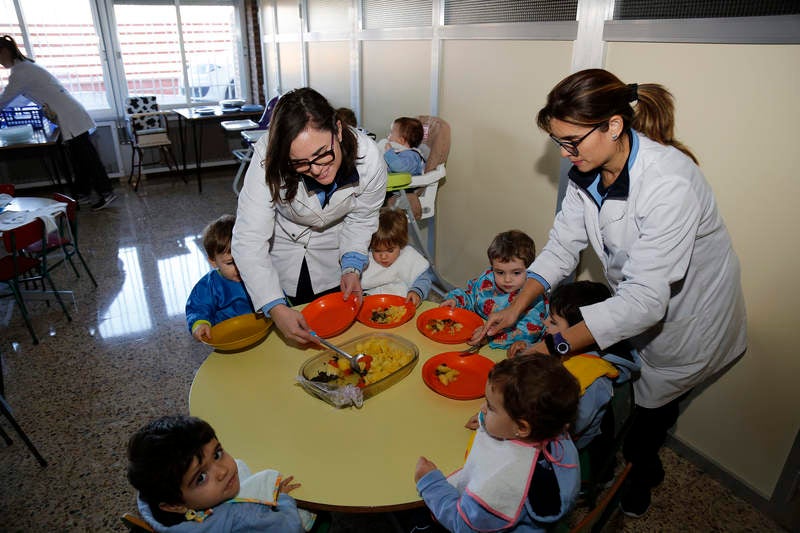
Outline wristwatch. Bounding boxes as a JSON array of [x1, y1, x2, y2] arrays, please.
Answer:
[[544, 332, 571, 356]]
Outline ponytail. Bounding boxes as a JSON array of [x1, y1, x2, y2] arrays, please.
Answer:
[[0, 35, 33, 63], [537, 69, 698, 165]]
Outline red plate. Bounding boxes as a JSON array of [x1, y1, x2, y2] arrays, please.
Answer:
[[357, 294, 416, 329], [422, 352, 496, 400], [416, 307, 484, 344], [301, 292, 360, 338]]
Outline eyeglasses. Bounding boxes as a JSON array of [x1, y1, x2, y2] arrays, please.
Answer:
[[290, 131, 336, 174], [549, 123, 605, 157]]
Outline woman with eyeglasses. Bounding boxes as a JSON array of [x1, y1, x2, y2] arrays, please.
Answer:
[[232, 87, 387, 344], [477, 69, 746, 518]]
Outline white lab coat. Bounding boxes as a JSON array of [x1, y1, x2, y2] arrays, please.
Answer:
[[531, 133, 747, 408], [232, 127, 387, 309], [0, 59, 95, 140]]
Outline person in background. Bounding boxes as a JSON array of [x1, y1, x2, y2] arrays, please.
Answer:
[[127, 415, 307, 532], [382, 116, 425, 176], [415, 356, 581, 532], [232, 87, 387, 345], [479, 69, 747, 518], [336, 106, 376, 140], [360, 207, 432, 307], [0, 35, 117, 211], [442, 230, 547, 350], [186, 214, 254, 343]]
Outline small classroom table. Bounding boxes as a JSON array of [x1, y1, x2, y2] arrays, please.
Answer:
[[0, 196, 67, 234], [0, 127, 68, 187], [172, 106, 262, 193], [189, 301, 505, 512]]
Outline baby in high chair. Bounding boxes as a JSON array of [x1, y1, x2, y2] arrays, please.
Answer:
[[127, 415, 316, 532], [382, 116, 426, 176], [186, 214, 254, 343], [360, 207, 432, 308], [441, 230, 548, 350], [414, 356, 581, 532]]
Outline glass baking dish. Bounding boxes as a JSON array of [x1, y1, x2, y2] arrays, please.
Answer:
[[297, 333, 418, 408]]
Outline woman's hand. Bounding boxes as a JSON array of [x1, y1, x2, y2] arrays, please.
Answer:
[[269, 304, 315, 345], [340, 272, 364, 305], [192, 324, 211, 343], [439, 299, 456, 308], [278, 475, 301, 494], [465, 413, 480, 430], [406, 291, 421, 308], [414, 456, 438, 483]]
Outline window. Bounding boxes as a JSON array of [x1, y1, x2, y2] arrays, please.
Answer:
[[444, 0, 578, 25], [614, 0, 800, 20]]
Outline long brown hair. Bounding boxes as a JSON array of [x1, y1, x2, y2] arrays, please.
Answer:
[[536, 69, 698, 164], [0, 35, 33, 63], [262, 87, 358, 203]]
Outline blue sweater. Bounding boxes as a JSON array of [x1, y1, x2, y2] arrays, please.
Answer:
[[185, 270, 254, 332]]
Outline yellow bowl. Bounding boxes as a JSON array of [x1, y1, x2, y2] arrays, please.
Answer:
[[202, 313, 273, 351]]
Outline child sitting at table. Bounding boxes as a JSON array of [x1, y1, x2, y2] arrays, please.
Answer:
[[414, 356, 581, 532], [186, 214, 254, 342], [508, 281, 640, 450], [127, 415, 310, 532], [360, 207, 432, 308], [441, 230, 547, 349], [382, 116, 426, 176]]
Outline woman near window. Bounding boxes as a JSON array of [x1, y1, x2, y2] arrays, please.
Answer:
[[232, 87, 387, 344], [0, 35, 116, 211], [479, 69, 747, 518]]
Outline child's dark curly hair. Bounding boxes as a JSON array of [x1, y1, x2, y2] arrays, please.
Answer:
[[548, 280, 611, 326], [487, 230, 535, 267], [202, 214, 235, 259]]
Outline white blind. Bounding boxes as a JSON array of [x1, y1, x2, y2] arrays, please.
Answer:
[[444, 0, 578, 25], [361, 0, 433, 30], [614, 0, 800, 19]]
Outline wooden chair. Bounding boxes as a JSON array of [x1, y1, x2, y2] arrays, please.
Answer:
[[0, 183, 15, 196], [568, 463, 632, 533], [25, 194, 97, 287], [121, 512, 154, 532], [124, 95, 179, 191], [0, 350, 47, 466], [0, 217, 72, 344]]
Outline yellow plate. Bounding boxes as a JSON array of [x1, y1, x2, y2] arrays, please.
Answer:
[[202, 313, 273, 351]]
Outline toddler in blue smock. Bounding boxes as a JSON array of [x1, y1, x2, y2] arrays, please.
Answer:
[[186, 214, 254, 342]]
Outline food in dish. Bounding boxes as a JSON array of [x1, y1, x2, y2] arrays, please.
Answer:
[[435, 364, 460, 386], [425, 318, 463, 335], [309, 336, 415, 388], [371, 305, 408, 325]]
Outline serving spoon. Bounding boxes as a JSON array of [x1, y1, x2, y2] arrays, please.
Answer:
[[310, 331, 367, 375]]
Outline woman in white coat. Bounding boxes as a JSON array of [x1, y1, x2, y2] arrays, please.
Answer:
[[0, 35, 116, 210], [480, 69, 746, 517], [232, 88, 387, 344]]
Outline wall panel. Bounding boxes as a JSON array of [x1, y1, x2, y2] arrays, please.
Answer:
[[307, 41, 351, 108]]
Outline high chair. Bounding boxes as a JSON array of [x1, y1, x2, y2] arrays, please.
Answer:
[[228, 94, 279, 195], [387, 115, 454, 297]]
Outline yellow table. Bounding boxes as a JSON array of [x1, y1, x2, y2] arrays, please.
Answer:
[[189, 301, 505, 512]]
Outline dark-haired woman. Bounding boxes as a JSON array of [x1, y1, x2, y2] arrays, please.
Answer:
[[232, 88, 387, 344], [0, 35, 116, 210], [480, 69, 746, 517]]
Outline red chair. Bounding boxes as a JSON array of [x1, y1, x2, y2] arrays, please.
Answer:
[[25, 194, 97, 287], [1, 217, 72, 345], [0, 184, 15, 196]]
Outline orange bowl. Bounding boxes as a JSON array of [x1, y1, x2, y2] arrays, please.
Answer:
[[422, 351, 496, 400], [416, 307, 485, 344], [201, 313, 273, 351], [357, 294, 416, 329], [301, 292, 360, 338]]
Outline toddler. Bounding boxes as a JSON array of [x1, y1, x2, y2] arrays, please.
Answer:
[[383, 116, 425, 175], [442, 230, 547, 349], [415, 356, 581, 532], [360, 207, 432, 307], [508, 281, 640, 449], [186, 214, 254, 342], [127, 415, 307, 532]]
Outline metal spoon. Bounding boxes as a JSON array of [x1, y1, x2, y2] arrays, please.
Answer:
[[310, 331, 366, 375]]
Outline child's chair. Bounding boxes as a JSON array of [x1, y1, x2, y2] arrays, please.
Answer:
[[124, 95, 180, 191], [0, 350, 47, 466], [229, 94, 279, 195], [387, 115, 454, 297], [121, 512, 154, 532]]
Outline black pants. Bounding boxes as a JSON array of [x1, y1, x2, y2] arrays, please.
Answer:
[[64, 131, 113, 197], [622, 390, 692, 489], [290, 257, 339, 306]]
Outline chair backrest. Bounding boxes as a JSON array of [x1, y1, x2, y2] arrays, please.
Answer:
[[258, 94, 280, 129], [0, 183, 15, 196], [125, 96, 161, 132], [3, 217, 44, 254], [121, 512, 155, 532], [53, 193, 77, 224], [418, 115, 451, 173]]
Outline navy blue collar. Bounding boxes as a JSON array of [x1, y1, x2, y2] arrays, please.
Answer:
[[301, 165, 359, 208], [568, 130, 635, 200]]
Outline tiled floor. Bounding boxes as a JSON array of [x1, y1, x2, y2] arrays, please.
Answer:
[[0, 170, 787, 532]]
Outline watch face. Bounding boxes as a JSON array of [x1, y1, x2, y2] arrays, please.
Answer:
[[556, 341, 570, 355]]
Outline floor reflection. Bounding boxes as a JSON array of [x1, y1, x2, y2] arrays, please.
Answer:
[[157, 235, 208, 317], [98, 246, 152, 338]]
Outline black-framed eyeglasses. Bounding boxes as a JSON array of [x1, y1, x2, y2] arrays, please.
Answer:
[[290, 131, 336, 174], [549, 123, 605, 157]]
